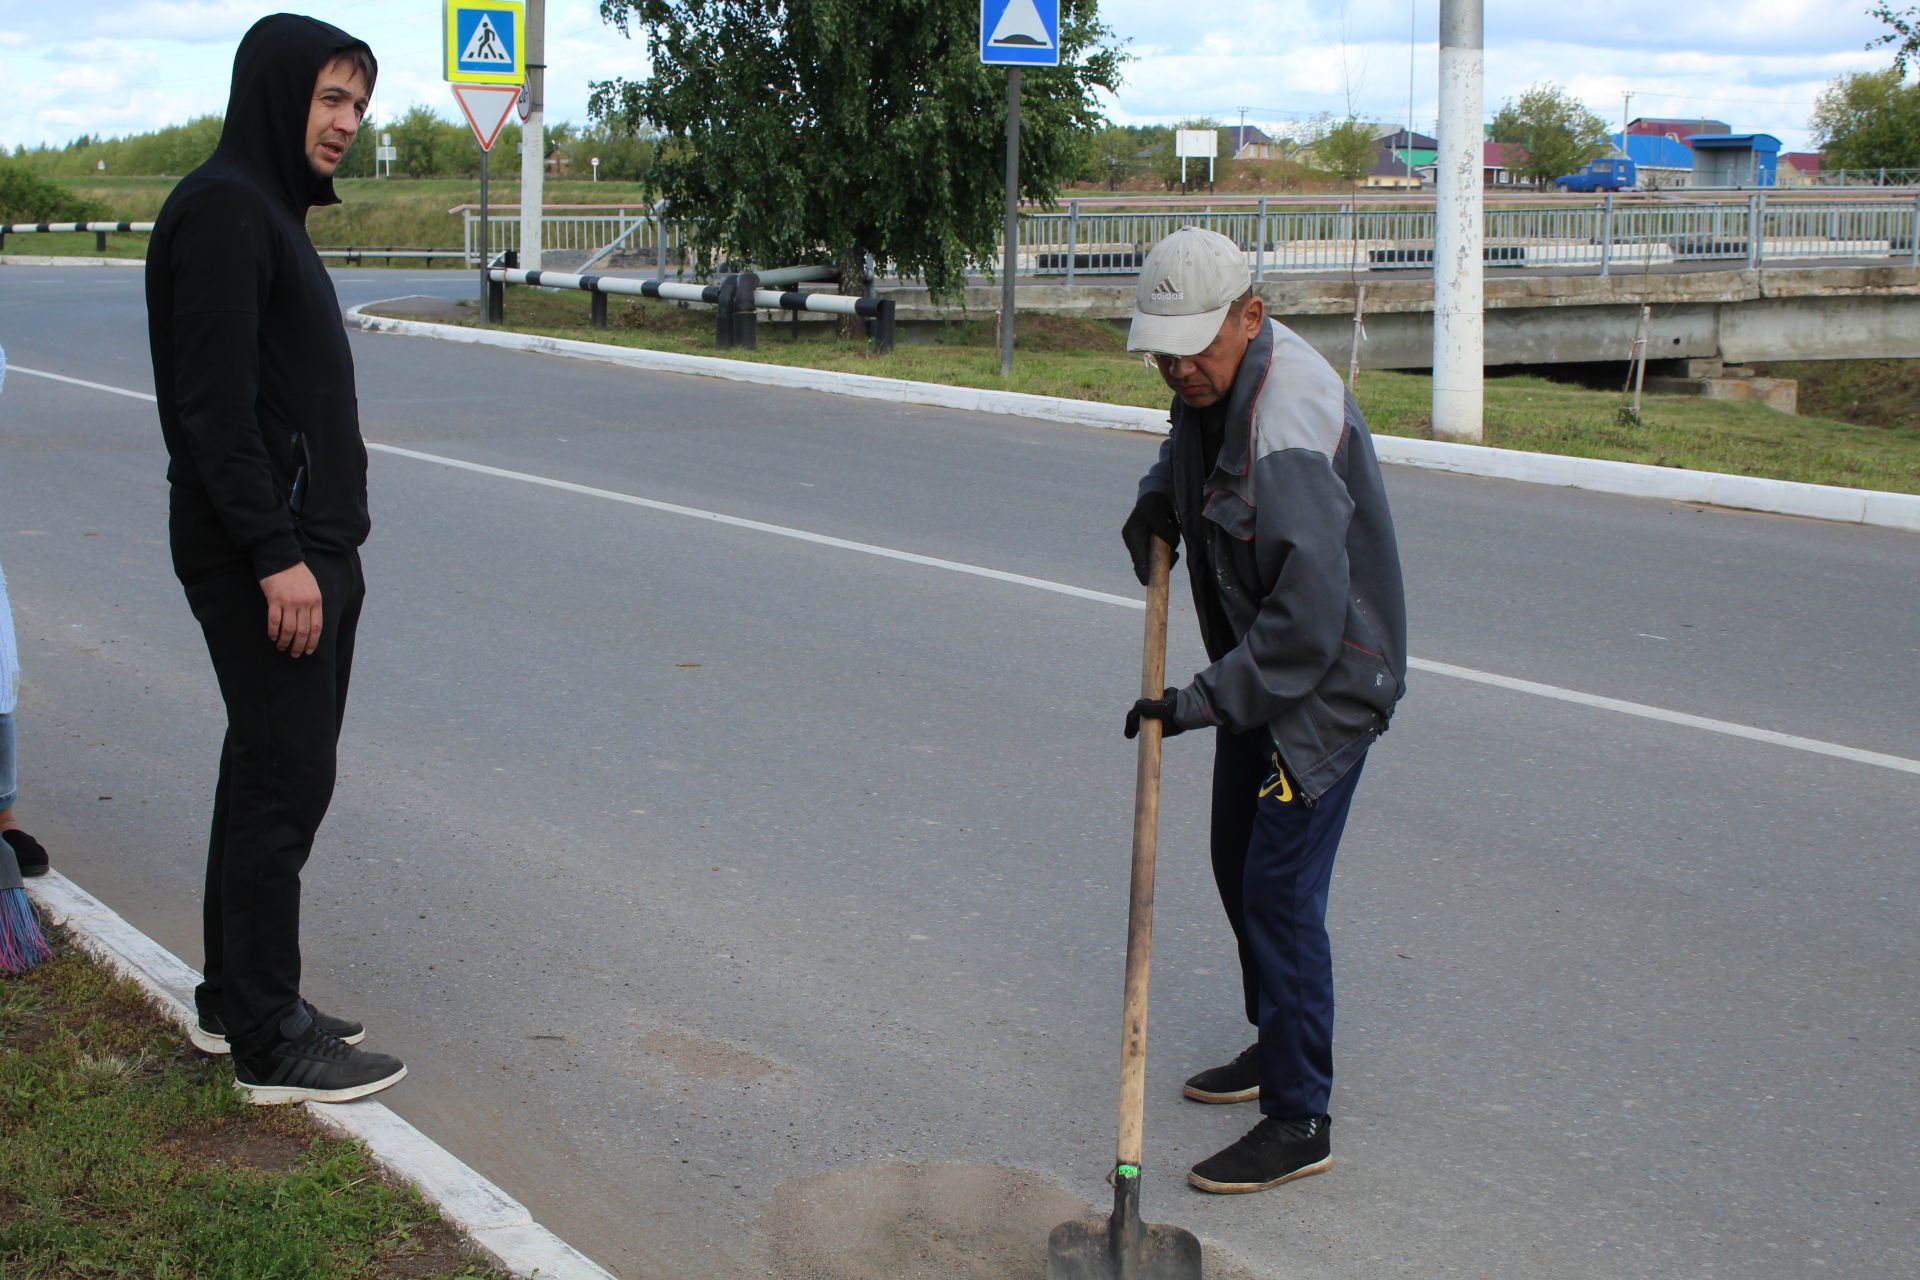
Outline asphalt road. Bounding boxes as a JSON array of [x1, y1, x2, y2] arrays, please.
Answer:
[[2, 264, 1916, 1280]]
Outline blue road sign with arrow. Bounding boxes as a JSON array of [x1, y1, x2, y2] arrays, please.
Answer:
[[980, 0, 1060, 66]]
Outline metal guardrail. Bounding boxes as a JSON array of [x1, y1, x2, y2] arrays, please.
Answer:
[[316, 247, 467, 265], [0, 220, 153, 251], [1010, 195, 1920, 282], [1, 221, 463, 266], [485, 263, 893, 352], [465, 209, 691, 276], [1812, 169, 1920, 188]]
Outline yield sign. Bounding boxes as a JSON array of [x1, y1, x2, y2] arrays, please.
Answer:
[[451, 82, 521, 151]]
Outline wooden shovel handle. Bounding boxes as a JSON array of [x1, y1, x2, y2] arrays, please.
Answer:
[[1117, 535, 1172, 1170]]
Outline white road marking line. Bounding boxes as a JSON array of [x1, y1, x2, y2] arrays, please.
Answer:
[[9, 365, 157, 401], [376, 444, 1919, 778], [1406, 659, 1920, 776], [369, 443, 1133, 606], [15, 370, 1915, 776]]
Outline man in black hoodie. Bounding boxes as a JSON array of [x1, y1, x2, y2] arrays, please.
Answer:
[[147, 14, 403, 1104]]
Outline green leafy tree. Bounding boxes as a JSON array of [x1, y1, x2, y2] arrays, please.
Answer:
[[391, 104, 453, 178], [587, 0, 1125, 301], [1490, 83, 1612, 184], [1303, 115, 1378, 183], [1811, 67, 1920, 170], [1869, 3, 1920, 75], [1081, 124, 1144, 190]]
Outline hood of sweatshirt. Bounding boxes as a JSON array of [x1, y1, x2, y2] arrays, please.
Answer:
[[215, 13, 376, 214]]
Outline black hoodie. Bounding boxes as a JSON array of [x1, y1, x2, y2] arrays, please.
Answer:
[[146, 14, 376, 585]]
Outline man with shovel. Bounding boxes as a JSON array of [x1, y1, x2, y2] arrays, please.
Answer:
[[1120, 226, 1407, 1194]]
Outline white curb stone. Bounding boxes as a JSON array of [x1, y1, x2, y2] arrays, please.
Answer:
[[344, 303, 1920, 534], [24, 870, 620, 1280]]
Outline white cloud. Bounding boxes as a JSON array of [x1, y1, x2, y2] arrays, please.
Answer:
[[2, 0, 1903, 152]]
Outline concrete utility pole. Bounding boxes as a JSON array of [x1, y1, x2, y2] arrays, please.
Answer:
[[518, 0, 545, 270], [1621, 90, 1633, 158], [1432, 0, 1484, 442]]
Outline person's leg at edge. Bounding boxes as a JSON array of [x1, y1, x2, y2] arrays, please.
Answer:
[[0, 711, 16, 826]]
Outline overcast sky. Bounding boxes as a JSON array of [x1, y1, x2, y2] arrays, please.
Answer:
[[2, 1, 1899, 155]]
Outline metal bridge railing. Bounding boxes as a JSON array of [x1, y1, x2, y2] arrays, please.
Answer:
[[464, 210, 692, 277], [1008, 196, 1920, 283]]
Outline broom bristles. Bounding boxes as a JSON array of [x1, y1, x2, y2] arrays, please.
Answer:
[[0, 886, 53, 974]]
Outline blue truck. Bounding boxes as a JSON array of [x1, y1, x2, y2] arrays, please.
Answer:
[[1554, 158, 1637, 192]]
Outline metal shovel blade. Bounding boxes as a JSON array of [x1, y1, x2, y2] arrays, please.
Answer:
[[1046, 1213, 1202, 1280]]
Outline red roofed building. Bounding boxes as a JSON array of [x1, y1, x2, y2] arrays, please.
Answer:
[[1780, 152, 1826, 187], [1628, 117, 1730, 142], [1484, 141, 1531, 185]]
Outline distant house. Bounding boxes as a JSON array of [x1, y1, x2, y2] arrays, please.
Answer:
[[544, 146, 573, 176], [1363, 151, 1422, 189], [1779, 152, 1825, 187], [1221, 125, 1277, 160], [1611, 131, 1695, 188], [1628, 117, 1730, 143], [1482, 141, 1531, 185], [1375, 128, 1438, 170]]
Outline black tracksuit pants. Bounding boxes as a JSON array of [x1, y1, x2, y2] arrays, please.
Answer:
[[183, 548, 363, 1055]]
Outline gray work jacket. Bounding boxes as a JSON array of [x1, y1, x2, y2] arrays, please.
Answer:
[[1139, 317, 1408, 800]]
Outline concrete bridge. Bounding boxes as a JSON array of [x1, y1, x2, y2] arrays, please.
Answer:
[[885, 263, 1920, 380]]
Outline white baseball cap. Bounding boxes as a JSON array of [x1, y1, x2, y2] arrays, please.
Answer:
[[1127, 226, 1252, 357]]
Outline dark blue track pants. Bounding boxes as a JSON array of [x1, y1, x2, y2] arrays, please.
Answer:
[[1209, 726, 1365, 1119]]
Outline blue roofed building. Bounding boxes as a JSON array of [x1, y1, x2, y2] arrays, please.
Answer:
[[1611, 131, 1696, 188]]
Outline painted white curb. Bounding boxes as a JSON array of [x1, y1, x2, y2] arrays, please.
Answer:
[[345, 302, 1920, 534], [23, 870, 619, 1280]]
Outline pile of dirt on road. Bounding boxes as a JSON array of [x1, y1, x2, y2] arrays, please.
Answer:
[[763, 1161, 1258, 1280]]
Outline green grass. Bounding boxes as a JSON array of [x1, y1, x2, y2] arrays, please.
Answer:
[[418, 288, 1920, 495], [0, 930, 511, 1280]]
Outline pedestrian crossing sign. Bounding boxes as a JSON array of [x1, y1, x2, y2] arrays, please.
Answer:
[[980, 0, 1060, 66], [444, 0, 525, 85]]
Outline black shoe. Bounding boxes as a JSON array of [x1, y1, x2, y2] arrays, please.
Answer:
[[2, 829, 49, 878], [196, 998, 367, 1055], [232, 1011, 405, 1106], [1188, 1114, 1332, 1194], [1183, 1043, 1260, 1104]]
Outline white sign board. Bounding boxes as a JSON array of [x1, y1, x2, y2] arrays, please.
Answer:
[[1176, 130, 1218, 159]]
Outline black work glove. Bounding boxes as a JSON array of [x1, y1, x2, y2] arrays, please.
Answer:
[[1121, 491, 1180, 586], [1124, 688, 1187, 740]]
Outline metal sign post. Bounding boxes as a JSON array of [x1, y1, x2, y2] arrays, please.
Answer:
[[980, 0, 1060, 377], [445, 0, 525, 315]]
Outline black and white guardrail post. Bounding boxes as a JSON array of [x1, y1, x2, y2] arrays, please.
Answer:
[[0, 221, 152, 252], [486, 266, 896, 353]]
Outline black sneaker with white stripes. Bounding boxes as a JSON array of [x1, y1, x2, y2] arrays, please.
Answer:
[[231, 1007, 404, 1106], [192, 999, 366, 1055]]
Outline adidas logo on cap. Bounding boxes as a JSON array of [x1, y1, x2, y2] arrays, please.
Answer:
[[1149, 276, 1183, 301]]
